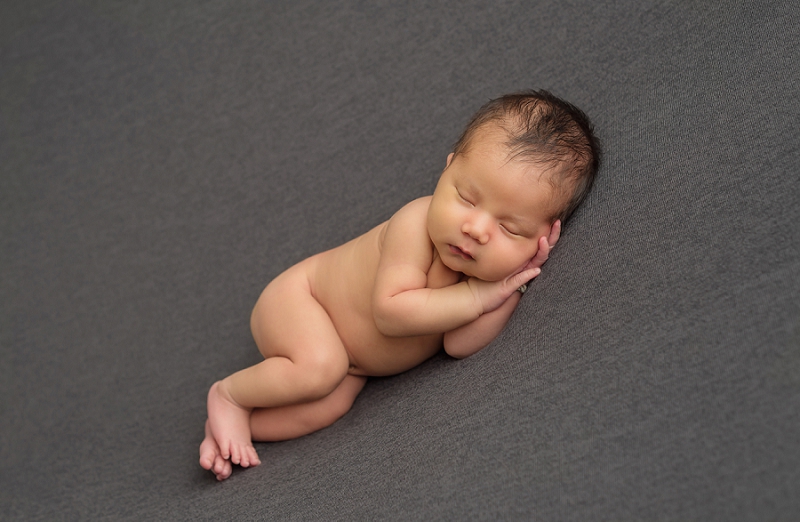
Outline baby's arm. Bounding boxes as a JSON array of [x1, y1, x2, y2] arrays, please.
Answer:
[[371, 198, 490, 336], [444, 223, 561, 358], [372, 199, 554, 338]]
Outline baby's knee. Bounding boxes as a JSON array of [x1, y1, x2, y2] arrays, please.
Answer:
[[298, 352, 349, 399]]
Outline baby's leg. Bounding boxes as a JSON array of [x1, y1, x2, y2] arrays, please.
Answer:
[[250, 374, 367, 441], [207, 260, 352, 468], [202, 375, 364, 480]]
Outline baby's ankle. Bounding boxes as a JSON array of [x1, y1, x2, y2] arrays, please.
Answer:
[[214, 378, 247, 410]]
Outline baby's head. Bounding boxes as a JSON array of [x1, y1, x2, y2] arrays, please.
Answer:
[[427, 91, 600, 280], [451, 90, 600, 223]]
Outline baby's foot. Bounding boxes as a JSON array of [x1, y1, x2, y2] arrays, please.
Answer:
[[199, 419, 233, 481], [207, 381, 261, 469]]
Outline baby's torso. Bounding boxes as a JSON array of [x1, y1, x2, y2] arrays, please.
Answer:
[[308, 210, 461, 377]]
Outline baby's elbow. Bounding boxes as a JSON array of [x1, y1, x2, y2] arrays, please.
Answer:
[[443, 342, 469, 359], [444, 346, 468, 359], [373, 313, 395, 337], [443, 333, 482, 359], [372, 300, 402, 337]]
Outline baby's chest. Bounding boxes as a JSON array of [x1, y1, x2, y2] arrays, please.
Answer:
[[426, 254, 462, 289]]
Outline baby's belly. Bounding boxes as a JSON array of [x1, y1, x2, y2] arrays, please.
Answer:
[[337, 317, 443, 376]]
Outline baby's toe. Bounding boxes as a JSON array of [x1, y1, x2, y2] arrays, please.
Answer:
[[213, 455, 228, 475], [248, 446, 261, 466], [199, 454, 213, 470], [237, 444, 256, 468], [218, 440, 231, 460], [229, 444, 241, 465], [215, 459, 232, 481], [239, 449, 251, 468]]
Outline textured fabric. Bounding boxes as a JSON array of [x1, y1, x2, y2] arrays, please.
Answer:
[[2, 1, 798, 519]]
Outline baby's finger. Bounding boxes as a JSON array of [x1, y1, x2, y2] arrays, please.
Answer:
[[548, 220, 562, 247], [514, 267, 541, 287], [540, 235, 551, 256], [528, 236, 551, 268]]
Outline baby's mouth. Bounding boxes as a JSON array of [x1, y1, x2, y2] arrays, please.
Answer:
[[449, 245, 474, 260]]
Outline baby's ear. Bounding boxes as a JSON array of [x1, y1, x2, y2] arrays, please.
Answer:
[[446, 152, 454, 167]]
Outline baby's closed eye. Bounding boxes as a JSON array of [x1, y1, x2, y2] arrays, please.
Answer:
[[456, 189, 475, 207], [499, 223, 527, 237]]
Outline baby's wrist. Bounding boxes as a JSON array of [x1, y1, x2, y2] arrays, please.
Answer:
[[464, 279, 486, 317]]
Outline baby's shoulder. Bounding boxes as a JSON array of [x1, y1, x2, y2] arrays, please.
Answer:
[[394, 196, 431, 219], [378, 196, 434, 262], [385, 196, 431, 231]]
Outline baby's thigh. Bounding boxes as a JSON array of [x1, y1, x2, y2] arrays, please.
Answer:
[[250, 259, 348, 367]]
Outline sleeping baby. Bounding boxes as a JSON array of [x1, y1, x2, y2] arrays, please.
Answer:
[[200, 90, 600, 481]]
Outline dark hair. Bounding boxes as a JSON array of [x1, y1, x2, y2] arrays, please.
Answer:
[[453, 90, 601, 222]]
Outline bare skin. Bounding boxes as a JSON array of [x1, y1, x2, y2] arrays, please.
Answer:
[[200, 124, 563, 479]]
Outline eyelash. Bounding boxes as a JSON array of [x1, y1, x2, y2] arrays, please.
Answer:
[[457, 190, 474, 207], [500, 224, 522, 237]]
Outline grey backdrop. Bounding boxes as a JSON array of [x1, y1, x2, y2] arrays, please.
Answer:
[[2, 1, 798, 520]]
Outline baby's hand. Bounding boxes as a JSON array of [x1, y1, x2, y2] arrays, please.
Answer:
[[466, 265, 541, 313], [467, 220, 561, 314], [527, 219, 560, 273]]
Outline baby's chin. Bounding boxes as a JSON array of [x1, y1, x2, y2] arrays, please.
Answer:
[[446, 262, 501, 282]]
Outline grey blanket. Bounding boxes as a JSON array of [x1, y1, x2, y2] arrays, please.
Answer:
[[2, 1, 798, 519]]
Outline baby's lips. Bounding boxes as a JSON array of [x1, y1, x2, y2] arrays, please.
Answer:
[[449, 244, 474, 260]]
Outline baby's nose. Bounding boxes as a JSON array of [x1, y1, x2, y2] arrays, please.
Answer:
[[462, 220, 489, 244]]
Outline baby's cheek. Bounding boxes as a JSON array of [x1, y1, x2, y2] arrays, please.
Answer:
[[526, 237, 543, 258]]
